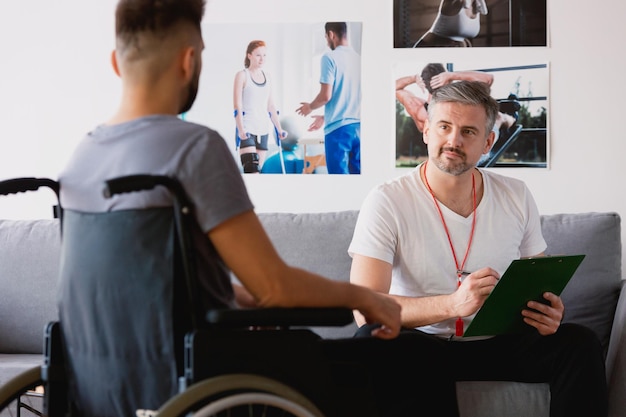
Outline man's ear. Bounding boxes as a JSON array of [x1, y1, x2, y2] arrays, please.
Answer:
[[422, 119, 430, 144], [327, 31, 337, 46], [483, 130, 495, 154], [111, 50, 121, 77], [180, 46, 196, 83]]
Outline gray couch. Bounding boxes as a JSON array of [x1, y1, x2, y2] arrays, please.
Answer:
[[1, 211, 624, 417]]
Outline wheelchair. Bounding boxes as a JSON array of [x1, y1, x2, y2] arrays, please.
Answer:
[[0, 175, 358, 417]]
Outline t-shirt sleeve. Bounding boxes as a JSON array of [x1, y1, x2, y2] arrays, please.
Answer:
[[319, 53, 335, 85], [519, 183, 547, 257], [180, 128, 254, 233], [348, 187, 397, 265]]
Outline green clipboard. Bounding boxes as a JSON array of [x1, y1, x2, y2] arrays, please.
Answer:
[[463, 254, 585, 337]]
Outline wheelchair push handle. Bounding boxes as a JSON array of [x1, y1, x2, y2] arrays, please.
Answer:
[[103, 174, 163, 198], [104, 174, 191, 203], [0, 177, 60, 197]]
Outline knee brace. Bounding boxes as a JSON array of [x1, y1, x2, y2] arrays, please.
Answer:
[[241, 153, 260, 173]]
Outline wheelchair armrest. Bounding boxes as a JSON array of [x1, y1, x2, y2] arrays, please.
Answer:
[[206, 307, 354, 328]]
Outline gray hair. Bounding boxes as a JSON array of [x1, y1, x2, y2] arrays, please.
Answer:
[[428, 81, 499, 134]]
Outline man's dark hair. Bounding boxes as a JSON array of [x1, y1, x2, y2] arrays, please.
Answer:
[[115, 0, 205, 47], [325, 22, 348, 38], [421, 63, 446, 95]]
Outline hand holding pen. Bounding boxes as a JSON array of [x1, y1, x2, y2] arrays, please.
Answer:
[[452, 267, 500, 319]]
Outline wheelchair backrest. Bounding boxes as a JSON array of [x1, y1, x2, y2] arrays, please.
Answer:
[[54, 174, 208, 416], [58, 207, 186, 415]]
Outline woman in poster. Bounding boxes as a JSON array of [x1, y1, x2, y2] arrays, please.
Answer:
[[233, 40, 286, 173]]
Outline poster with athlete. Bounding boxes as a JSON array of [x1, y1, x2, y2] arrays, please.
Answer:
[[394, 61, 549, 169], [192, 21, 363, 175], [393, 0, 547, 48]]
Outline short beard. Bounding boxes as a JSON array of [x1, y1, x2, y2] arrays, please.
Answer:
[[433, 146, 473, 176], [179, 80, 198, 115]]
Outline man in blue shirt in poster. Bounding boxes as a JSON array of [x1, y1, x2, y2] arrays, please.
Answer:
[[297, 22, 361, 174]]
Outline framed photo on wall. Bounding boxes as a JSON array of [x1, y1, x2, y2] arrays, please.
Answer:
[[393, 0, 547, 48], [394, 61, 549, 169]]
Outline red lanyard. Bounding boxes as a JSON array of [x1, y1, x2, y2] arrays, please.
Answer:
[[422, 161, 477, 336]]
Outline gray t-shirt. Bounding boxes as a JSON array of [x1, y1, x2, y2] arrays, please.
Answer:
[[59, 115, 254, 309]]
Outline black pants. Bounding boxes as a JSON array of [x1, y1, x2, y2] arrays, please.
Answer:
[[320, 330, 459, 417], [352, 323, 607, 417]]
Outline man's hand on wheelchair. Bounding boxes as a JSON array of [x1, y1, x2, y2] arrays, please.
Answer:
[[233, 283, 258, 308], [360, 292, 402, 339]]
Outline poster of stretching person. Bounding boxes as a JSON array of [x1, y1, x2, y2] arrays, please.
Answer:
[[394, 61, 549, 168]]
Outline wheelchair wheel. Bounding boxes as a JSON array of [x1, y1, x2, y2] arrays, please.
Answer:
[[0, 366, 44, 416], [193, 392, 319, 417], [156, 373, 324, 417]]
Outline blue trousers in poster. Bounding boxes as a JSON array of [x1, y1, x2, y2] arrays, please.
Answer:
[[325, 122, 360, 174]]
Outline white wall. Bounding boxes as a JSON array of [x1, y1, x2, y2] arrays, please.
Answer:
[[1, 0, 626, 262]]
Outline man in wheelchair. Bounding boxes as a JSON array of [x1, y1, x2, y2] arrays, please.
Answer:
[[46, 1, 460, 416]]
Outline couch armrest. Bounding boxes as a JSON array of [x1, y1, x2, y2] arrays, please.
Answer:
[[606, 280, 626, 417]]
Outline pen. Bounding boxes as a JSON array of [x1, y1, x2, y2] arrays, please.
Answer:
[[457, 270, 500, 280]]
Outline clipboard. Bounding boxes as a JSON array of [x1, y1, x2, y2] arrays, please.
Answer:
[[462, 254, 585, 337]]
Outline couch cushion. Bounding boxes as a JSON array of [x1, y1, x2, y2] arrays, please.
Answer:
[[258, 211, 358, 284], [0, 219, 60, 354], [258, 211, 360, 338], [540, 212, 622, 355], [456, 381, 549, 417]]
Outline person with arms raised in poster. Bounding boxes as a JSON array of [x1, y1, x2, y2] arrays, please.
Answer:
[[396, 63, 517, 164]]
